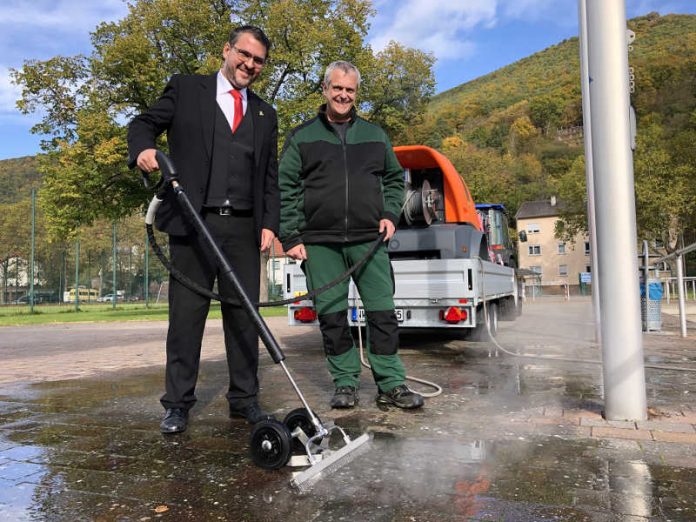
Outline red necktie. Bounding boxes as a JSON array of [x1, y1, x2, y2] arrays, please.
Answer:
[[230, 89, 243, 133]]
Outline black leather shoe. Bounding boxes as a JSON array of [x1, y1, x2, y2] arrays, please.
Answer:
[[160, 407, 188, 434], [376, 384, 424, 409], [229, 402, 274, 424], [330, 386, 359, 409]]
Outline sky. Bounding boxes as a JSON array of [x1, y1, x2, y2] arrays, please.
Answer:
[[0, 0, 695, 160]]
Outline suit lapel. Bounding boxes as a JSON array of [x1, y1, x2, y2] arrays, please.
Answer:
[[199, 73, 217, 160]]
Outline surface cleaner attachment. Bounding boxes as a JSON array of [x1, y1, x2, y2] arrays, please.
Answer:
[[247, 359, 373, 491]]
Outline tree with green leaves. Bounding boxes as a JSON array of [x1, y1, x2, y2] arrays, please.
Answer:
[[553, 115, 696, 251], [12, 0, 434, 239], [0, 197, 68, 302], [632, 115, 696, 251], [551, 155, 587, 242]]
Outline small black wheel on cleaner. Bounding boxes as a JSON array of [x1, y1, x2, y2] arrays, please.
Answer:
[[249, 419, 292, 470], [283, 408, 321, 452]]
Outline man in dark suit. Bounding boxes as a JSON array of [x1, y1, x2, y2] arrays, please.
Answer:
[[128, 26, 279, 434]]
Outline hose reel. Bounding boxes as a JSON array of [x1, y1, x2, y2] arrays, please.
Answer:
[[403, 179, 441, 226]]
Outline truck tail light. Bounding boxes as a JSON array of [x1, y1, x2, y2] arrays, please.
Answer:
[[294, 307, 317, 322], [439, 306, 467, 324]]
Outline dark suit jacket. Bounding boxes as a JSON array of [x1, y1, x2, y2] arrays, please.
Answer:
[[127, 73, 279, 240]]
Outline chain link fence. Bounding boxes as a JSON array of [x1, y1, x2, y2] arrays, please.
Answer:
[[2, 189, 285, 308]]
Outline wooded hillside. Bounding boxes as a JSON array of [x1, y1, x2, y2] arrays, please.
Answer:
[[0, 156, 40, 204]]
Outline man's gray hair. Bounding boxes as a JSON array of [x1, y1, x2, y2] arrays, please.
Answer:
[[323, 61, 361, 87]]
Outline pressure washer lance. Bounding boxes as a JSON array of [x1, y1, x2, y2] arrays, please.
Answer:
[[141, 151, 371, 491]]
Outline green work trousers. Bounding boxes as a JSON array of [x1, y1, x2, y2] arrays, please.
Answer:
[[303, 242, 405, 392]]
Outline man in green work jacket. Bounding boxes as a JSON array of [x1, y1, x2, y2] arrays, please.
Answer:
[[279, 60, 424, 410]]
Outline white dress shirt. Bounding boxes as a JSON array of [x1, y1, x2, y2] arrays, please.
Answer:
[[216, 71, 248, 129]]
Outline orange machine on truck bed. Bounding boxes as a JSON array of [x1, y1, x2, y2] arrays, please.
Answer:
[[393, 145, 480, 227]]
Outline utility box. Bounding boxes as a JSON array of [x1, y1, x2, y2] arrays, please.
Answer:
[[640, 278, 663, 332]]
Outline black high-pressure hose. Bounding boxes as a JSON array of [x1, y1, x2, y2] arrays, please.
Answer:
[[146, 225, 384, 307], [141, 153, 385, 308]]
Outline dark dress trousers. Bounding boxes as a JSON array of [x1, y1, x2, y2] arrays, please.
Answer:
[[127, 73, 279, 411]]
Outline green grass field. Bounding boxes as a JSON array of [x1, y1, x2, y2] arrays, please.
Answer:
[[0, 302, 288, 326]]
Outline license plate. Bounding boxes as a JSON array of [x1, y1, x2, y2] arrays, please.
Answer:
[[352, 308, 404, 322]]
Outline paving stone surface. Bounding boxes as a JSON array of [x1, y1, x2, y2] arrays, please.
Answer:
[[0, 297, 695, 521]]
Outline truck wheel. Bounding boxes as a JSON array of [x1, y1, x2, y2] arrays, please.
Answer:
[[500, 296, 516, 321], [487, 302, 498, 338], [515, 278, 524, 317], [471, 303, 497, 341]]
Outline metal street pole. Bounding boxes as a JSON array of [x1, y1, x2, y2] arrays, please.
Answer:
[[585, 0, 646, 420], [271, 240, 276, 298], [144, 228, 149, 308], [578, 0, 601, 346], [15, 257, 19, 301], [75, 239, 80, 312], [676, 254, 687, 338], [112, 222, 117, 310], [128, 248, 132, 300], [60, 251, 65, 305], [30, 189, 36, 313], [87, 251, 91, 302]]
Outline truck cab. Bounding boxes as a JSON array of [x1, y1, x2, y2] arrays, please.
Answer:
[[475, 203, 517, 268]]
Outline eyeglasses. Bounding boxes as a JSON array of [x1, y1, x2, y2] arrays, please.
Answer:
[[232, 46, 266, 67]]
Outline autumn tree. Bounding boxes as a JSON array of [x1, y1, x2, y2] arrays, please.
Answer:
[[509, 115, 539, 154], [551, 155, 587, 242], [633, 116, 696, 250], [552, 115, 696, 250], [440, 137, 547, 215], [0, 198, 67, 302]]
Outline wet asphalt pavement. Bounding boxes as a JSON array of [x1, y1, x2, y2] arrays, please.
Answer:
[[1, 298, 695, 521]]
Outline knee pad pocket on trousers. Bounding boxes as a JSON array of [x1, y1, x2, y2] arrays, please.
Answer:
[[366, 310, 399, 355], [318, 311, 353, 356]]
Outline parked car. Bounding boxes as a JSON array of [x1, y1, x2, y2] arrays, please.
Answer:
[[100, 293, 125, 303], [12, 292, 59, 305]]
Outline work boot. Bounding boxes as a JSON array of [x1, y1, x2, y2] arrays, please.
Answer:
[[330, 386, 359, 409], [376, 384, 424, 409]]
